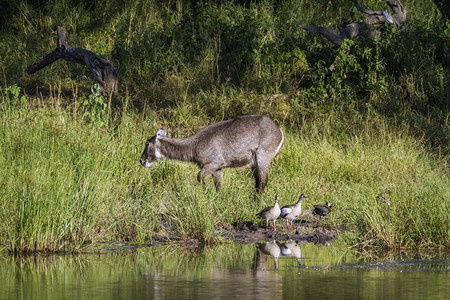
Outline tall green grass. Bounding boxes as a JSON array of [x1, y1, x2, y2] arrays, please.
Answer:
[[0, 87, 448, 253]]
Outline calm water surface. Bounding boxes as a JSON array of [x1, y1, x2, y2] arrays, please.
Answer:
[[0, 242, 448, 299]]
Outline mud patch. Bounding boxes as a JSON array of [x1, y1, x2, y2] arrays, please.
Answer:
[[149, 215, 341, 248], [218, 218, 338, 246]]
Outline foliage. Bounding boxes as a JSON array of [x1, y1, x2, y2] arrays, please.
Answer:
[[82, 83, 107, 127], [0, 84, 28, 108]]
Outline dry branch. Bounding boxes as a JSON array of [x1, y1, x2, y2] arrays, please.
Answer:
[[26, 26, 118, 95], [299, 0, 406, 46], [299, 22, 374, 46]]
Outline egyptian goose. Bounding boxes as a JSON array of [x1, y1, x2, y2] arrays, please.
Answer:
[[256, 195, 281, 231], [280, 193, 306, 230]]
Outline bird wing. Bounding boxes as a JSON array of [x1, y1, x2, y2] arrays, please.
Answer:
[[314, 205, 330, 215], [257, 206, 271, 217], [280, 246, 292, 256], [280, 206, 293, 217]]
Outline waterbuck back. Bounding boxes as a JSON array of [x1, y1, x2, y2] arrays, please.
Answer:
[[140, 115, 285, 194]]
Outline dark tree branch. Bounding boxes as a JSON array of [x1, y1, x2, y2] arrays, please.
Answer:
[[26, 50, 62, 74], [299, 22, 373, 46], [353, 0, 382, 15], [385, 0, 407, 23], [26, 26, 118, 95], [299, 1, 406, 46], [354, 0, 406, 24], [299, 1, 406, 74]]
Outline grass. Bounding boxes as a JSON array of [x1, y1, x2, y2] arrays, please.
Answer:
[[0, 88, 448, 254]]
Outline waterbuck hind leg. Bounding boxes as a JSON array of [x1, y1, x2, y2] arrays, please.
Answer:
[[197, 170, 204, 184], [212, 170, 223, 191], [251, 166, 261, 192], [253, 166, 269, 195]]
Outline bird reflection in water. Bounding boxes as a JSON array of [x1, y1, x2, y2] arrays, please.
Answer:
[[254, 240, 305, 270], [255, 241, 281, 269], [279, 240, 304, 267]]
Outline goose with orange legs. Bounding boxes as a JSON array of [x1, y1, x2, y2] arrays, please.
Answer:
[[280, 193, 306, 230], [256, 195, 281, 232]]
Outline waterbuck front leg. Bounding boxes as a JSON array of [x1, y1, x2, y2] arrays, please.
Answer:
[[197, 165, 223, 191]]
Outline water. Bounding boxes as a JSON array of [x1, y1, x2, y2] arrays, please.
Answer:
[[0, 242, 448, 299]]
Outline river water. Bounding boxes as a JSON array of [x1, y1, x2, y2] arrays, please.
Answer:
[[1, 242, 448, 299]]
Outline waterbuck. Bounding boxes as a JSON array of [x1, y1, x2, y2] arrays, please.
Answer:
[[140, 115, 285, 194]]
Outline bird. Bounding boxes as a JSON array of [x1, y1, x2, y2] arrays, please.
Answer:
[[313, 202, 332, 218], [280, 194, 306, 230], [256, 195, 281, 232]]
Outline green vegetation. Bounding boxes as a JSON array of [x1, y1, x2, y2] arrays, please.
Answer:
[[0, 0, 449, 253]]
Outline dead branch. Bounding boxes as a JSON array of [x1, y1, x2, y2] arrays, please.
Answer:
[[299, 22, 374, 46], [355, 0, 407, 25], [299, 0, 406, 46], [26, 26, 118, 95]]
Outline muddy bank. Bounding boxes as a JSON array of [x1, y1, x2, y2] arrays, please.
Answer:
[[223, 219, 338, 246], [151, 215, 340, 248]]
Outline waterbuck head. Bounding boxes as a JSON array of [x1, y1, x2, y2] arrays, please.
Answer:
[[140, 128, 167, 168]]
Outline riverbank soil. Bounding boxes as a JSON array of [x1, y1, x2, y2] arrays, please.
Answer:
[[227, 217, 338, 246], [151, 213, 340, 247]]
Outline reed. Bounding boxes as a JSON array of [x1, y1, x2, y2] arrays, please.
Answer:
[[0, 89, 448, 253]]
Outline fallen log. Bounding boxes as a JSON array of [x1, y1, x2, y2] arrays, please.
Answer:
[[26, 26, 118, 95]]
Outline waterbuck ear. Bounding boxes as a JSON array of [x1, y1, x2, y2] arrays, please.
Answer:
[[156, 128, 167, 139]]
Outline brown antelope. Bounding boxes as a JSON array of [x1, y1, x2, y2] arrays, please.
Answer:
[[140, 115, 285, 194]]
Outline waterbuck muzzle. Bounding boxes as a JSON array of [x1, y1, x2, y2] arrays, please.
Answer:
[[140, 128, 167, 168]]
